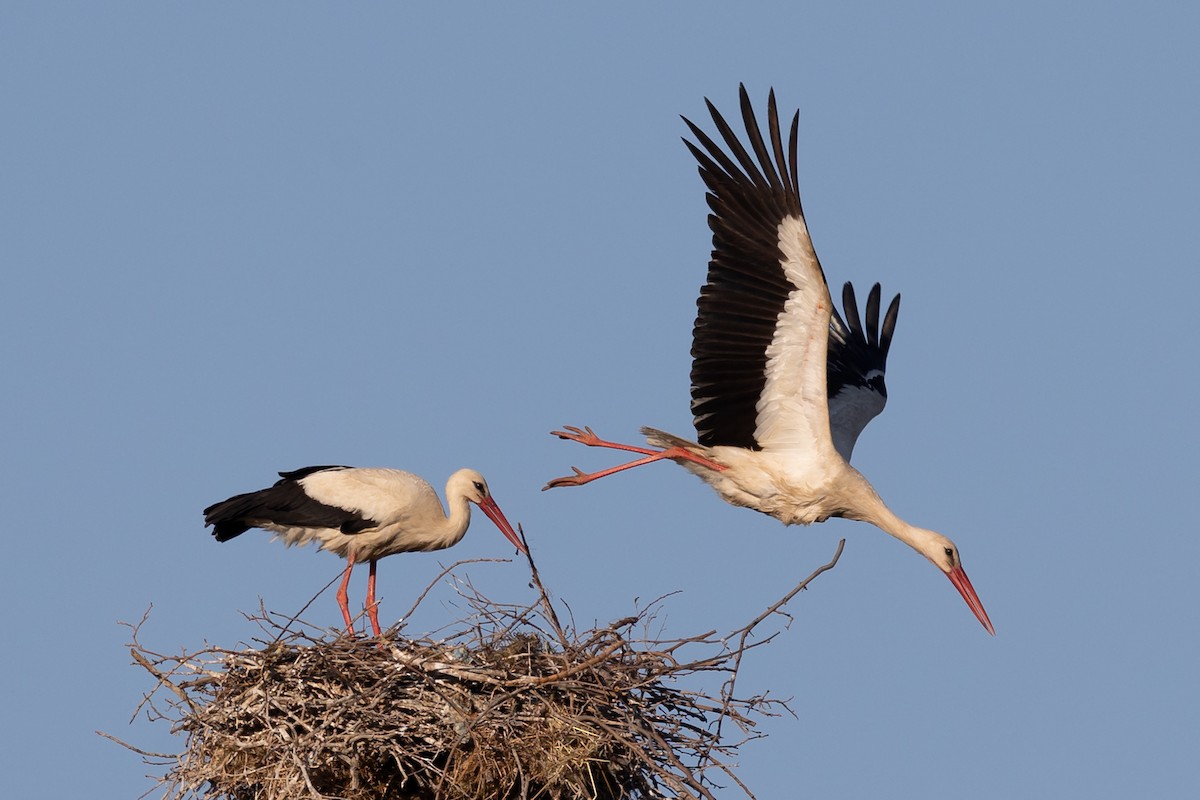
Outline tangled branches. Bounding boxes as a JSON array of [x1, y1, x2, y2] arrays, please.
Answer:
[[113, 539, 843, 800]]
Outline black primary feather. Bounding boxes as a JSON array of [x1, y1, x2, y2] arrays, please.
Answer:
[[827, 282, 901, 401]]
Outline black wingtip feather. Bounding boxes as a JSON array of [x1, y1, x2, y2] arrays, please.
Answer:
[[204, 496, 255, 542], [880, 292, 901, 358], [210, 520, 250, 543], [865, 283, 882, 348], [737, 85, 784, 194], [842, 283, 864, 345]]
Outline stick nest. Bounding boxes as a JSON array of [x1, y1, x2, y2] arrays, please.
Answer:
[[117, 542, 843, 800]]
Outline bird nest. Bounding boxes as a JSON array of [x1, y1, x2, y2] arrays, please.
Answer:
[[113, 541, 843, 800]]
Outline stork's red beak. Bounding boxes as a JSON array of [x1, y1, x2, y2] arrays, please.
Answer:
[[947, 565, 995, 635], [479, 496, 527, 554]]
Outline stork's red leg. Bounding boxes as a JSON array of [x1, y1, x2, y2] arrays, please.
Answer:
[[544, 425, 726, 489], [365, 559, 382, 638], [336, 556, 357, 634]]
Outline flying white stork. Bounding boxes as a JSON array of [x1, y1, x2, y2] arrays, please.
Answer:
[[204, 466, 526, 637], [545, 85, 994, 635]]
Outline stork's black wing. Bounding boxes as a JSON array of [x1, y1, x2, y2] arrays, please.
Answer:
[[826, 282, 900, 461], [203, 465, 376, 542]]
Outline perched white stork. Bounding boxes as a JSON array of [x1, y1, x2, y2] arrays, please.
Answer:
[[205, 466, 526, 637], [545, 86, 994, 635]]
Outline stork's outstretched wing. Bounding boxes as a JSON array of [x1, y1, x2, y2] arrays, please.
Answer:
[[684, 85, 838, 460], [827, 282, 900, 461]]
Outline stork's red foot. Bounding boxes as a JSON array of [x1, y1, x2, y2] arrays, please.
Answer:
[[549, 425, 605, 446], [543, 466, 592, 490]]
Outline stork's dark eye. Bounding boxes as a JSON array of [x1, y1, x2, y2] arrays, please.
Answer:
[[473, 481, 485, 492], [944, 547, 953, 557]]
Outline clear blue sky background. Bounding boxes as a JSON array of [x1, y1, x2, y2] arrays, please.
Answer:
[[3, 3, 1196, 797]]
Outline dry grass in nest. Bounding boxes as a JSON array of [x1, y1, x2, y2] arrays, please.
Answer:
[[110, 538, 843, 800]]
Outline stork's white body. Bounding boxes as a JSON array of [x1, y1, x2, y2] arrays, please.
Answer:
[[644, 428, 864, 526], [263, 468, 479, 559], [205, 466, 525, 637], [546, 86, 994, 635]]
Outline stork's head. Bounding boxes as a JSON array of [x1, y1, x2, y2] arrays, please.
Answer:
[[451, 469, 527, 554], [918, 529, 995, 636]]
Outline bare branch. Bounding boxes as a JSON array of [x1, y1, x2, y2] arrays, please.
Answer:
[[717, 538, 846, 739]]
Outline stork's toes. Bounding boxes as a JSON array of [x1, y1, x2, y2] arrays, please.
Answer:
[[543, 467, 587, 490], [549, 425, 602, 446]]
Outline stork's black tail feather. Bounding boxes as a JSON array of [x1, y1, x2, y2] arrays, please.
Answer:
[[203, 488, 282, 542]]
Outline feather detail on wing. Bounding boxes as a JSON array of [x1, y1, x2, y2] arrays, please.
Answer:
[[684, 84, 837, 460], [826, 282, 901, 461]]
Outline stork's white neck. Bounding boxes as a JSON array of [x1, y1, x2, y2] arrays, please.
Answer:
[[425, 491, 472, 552], [839, 467, 947, 569]]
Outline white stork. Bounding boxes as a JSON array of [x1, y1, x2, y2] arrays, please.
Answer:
[[205, 466, 526, 637], [545, 86, 994, 635]]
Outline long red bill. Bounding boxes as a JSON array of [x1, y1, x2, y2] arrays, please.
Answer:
[[479, 496, 527, 554], [947, 565, 995, 635]]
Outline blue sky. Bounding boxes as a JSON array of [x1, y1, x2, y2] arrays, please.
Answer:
[[2, 3, 1197, 797]]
